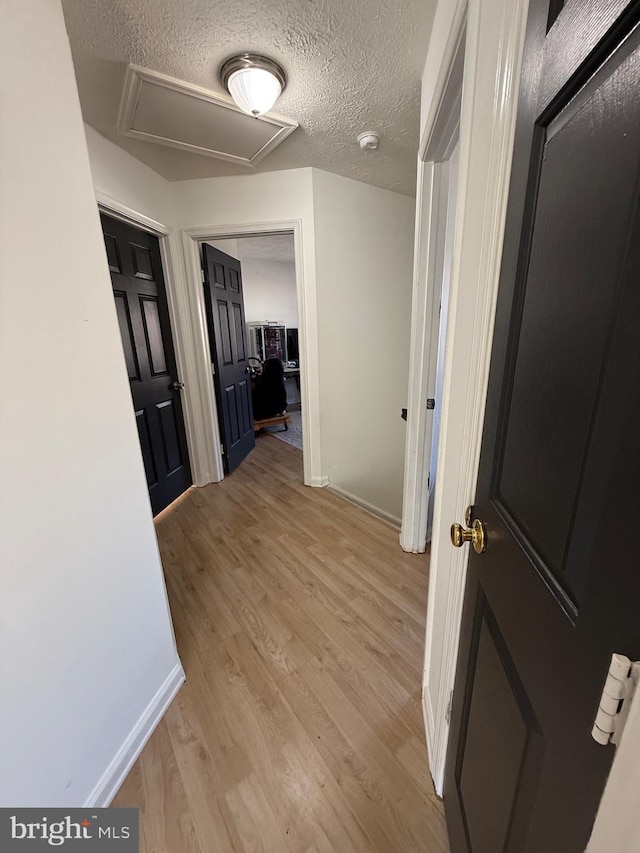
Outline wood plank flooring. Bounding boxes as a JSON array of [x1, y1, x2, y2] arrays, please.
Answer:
[[112, 436, 449, 853]]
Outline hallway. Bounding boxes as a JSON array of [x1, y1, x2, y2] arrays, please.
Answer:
[[113, 437, 449, 852]]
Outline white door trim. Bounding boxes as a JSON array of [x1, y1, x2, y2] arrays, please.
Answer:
[[400, 160, 447, 552], [413, 0, 530, 793], [95, 191, 212, 487], [400, 4, 466, 555], [181, 220, 324, 488]]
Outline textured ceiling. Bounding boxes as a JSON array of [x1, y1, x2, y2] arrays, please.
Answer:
[[235, 234, 295, 264], [61, 0, 436, 196], [210, 234, 295, 264]]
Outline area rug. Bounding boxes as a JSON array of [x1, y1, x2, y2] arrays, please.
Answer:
[[263, 410, 303, 450]]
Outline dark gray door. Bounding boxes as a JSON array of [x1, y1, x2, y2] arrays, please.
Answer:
[[102, 214, 191, 516], [445, 2, 640, 850], [202, 244, 255, 473]]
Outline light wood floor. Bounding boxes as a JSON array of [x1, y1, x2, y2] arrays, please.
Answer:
[[113, 436, 449, 853]]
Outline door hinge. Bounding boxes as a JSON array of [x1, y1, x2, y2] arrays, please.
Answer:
[[592, 653, 640, 746], [211, 363, 216, 376], [446, 690, 453, 724], [201, 268, 206, 284]]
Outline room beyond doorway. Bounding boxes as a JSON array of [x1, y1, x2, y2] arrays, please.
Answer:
[[181, 219, 323, 492], [206, 232, 304, 471]]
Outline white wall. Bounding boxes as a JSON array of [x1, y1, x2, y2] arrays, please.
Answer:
[[588, 689, 640, 852], [173, 169, 415, 520], [86, 144, 415, 520], [209, 240, 299, 328], [312, 169, 415, 523], [172, 169, 315, 231], [209, 237, 239, 258], [171, 168, 325, 488], [236, 258, 298, 328], [172, 172, 316, 338], [84, 124, 175, 228], [0, 0, 182, 806]]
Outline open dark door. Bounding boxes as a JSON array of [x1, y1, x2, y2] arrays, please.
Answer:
[[445, 2, 640, 851], [102, 213, 191, 516], [202, 244, 255, 473]]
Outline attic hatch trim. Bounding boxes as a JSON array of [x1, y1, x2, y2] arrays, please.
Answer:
[[117, 64, 299, 168]]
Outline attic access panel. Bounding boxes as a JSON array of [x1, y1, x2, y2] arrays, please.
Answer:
[[118, 65, 298, 167]]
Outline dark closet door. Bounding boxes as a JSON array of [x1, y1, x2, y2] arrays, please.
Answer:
[[202, 244, 255, 473], [102, 213, 191, 516], [444, 2, 640, 851]]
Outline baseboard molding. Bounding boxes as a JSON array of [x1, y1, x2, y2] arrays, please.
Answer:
[[400, 527, 428, 554], [307, 475, 329, 488], [327, 483, 402, 529], [84, 662, 185, 807]]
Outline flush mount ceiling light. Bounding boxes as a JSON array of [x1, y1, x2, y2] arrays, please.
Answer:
[[220, 54, 287, 117]]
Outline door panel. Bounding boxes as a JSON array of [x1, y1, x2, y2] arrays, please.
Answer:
[[140, 296, 168, 376], [203, 244, 255, 473], [458, 609, 535, 853], [114, 292, 139, 381], [233, 304, 245, 360], [444, 2, 640, 851], [104, 233, 122, 273], [217, 300, 233, 365], [102, 213, 191, 515], [135, 409, 158, 488], [131, 243, 154, 280], [497, 32, 640, 604], [157, 399, 183, 473]]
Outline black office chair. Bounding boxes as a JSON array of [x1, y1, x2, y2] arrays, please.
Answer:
[[252, 358, 287, 420]]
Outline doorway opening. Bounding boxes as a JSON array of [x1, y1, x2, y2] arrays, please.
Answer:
[[100, 209, 192, 516], [399, 10, 467, 794], [425, 139, 460, 542], [401, 24, 464, 553], [206, 233, 303, 466], [180, 219, 320, 489]]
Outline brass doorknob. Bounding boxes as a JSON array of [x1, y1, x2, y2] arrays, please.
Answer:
[[451, 518, 487, 554]]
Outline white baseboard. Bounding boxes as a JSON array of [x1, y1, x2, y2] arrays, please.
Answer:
[[399, 528, 428, 554], [84, 662, 185, 807], [307, 475, 329, 488], [327, 483, 402, 529]]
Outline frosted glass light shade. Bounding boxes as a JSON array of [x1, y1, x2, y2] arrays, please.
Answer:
[[228, 67, 282, 116], [220, 55, 287, 117]]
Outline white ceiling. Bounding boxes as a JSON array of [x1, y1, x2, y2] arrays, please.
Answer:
[[61, 0, 436, 196], [236, 234, 295, 264], [211, 234, 295, 264]]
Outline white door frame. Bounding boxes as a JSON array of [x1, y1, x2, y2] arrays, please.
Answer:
[[181, 221, 323, 488], [95, 191, 211, 487], [400, 16, 465, 556], [426, 140, 461, 543], [403, 0, 530, 793]]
